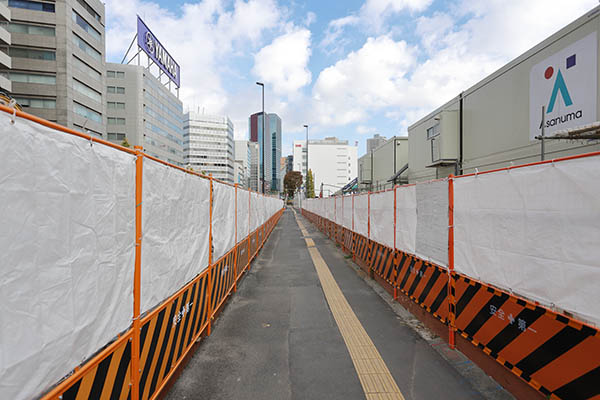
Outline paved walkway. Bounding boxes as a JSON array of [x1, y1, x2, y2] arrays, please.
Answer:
[[165, 209, 491, 399]]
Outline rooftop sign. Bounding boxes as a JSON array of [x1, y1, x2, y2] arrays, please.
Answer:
[[137, 16, 180, 88]]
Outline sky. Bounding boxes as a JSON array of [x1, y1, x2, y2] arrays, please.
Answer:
[[104, 0, 598, 157]]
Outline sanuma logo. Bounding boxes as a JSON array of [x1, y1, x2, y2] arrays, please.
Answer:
[[540, 54, 582, 128]]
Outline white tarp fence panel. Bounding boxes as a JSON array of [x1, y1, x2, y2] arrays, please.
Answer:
[[454, 157, 600, 326], [236, 189, 249, 242], [250, 192, 260, 231], [343, 196, 353, 229], [212, 182, 236, 260], [370, 190, 394, 249], [326, 197, 335, 221], [353, 194, 369, 237], [335, 197, 343, 224], [395, 185, 417, 254], [0, 114, 135, 400], [415, 180, 448, 267], [141, 159, 210, 312]]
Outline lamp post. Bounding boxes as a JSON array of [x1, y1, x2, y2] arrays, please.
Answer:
[[256, 81, 265, 193], [303, 124, 308, 197]]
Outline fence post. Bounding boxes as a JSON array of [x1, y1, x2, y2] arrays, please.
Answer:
[[234, 184, 238, 293], [393, 186, 398, 301], [448, 175, 456, 349], [131, 146, 143, 400], [207, 174, 214, 336]]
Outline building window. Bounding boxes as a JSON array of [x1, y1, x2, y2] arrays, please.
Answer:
[[74, 101, 102, 123], [426, 122, 440, 140], [72, 33, 101, 62], [1, 72, 55, 84], [72, 10, 101, 42], [107, 101, 125, 109], [73, 56, 102, 81], [107, 86, 125, 94], [107, 70, 125, 78], [73, 79, 101, 103], [76, 0, 101, 23], [5, 22, 55, 36], [8, 0, 55, 12], [14, 97, 55, 109], [108, 133, 126, 141], [108, 117, 126, 125], [7, 47, 55, 61]]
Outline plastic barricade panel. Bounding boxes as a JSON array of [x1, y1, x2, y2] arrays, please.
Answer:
[[353, 194, 369, 238], [343, 195, 352, 229], [0, 112, 136, 400]]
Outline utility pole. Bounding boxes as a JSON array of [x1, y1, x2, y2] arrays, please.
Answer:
[[256, 82, 265, 193]]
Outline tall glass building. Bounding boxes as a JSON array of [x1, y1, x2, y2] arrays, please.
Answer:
[[249, 111, 281, 192]]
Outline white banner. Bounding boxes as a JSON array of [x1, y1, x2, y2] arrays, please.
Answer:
[[343, 195, 352, 229], [250, 192, 260, 231], [415, 180, 448, 267], [454, 156, 600, 326], [370, 190, 394, 249], [395, 185, 417, 254], [212, 182, 236, 260], [237, 189, 249, 242], [141, 159, 210, 312], [0, 114, 135, 400], [354, 194, 369, 238]]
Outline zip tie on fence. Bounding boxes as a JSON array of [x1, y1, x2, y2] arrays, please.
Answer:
[[8, 99, 16, 124], [136, 201, 142, 208], [474, 168, 479, 177]]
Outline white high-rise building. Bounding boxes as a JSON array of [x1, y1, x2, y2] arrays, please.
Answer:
[[249, 141, 260, 191], [184, 112, 234, 182], [234, 140, 251, 188], [293, 137, 358, 197]]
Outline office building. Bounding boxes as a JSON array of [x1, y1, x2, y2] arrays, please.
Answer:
[[249, 111, 281, 192], [1, 0, 107, 137], [184, 112, 234, 182], [366, 133, 387, 154], [286, 155, 293, 174], [293, 137, 357, 197], [358, 136, 409, 191], [248, 141, 260, 191], [234, 139, 251, 188], [105, 62, 184, 165], [408, 6, 600, 182]]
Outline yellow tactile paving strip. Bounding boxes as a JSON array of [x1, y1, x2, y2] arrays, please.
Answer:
[[293, 210, 405, 400]]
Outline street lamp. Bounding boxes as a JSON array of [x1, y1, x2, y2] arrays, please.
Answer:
[[256, 81, 265, 193], [303, 124, 308, 197]]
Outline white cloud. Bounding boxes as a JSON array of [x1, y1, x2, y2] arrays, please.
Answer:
[[360, 0, 433, 31], [313, 36, 416, 125], [252, 28, 312, 96]]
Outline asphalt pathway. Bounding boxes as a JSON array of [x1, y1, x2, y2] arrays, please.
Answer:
[[165, 209, 485, 399]]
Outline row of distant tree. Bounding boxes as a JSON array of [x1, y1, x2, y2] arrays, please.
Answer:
[[284, 169, 315, 198]]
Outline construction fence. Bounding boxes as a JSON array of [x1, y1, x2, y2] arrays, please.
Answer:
[[0, 106, 283, 400], [302, 152, 600, 400]]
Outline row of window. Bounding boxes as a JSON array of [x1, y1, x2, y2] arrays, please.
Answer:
[[72, 10, 101, 42], [144, 76, 182, 112], [74, 56, 102, 82], [73, 78, 101, 103], [73, 101, 102, 123], [108, 117, 125, 125], [107, 86, 125, 94], [7, 47, 55, 61], [8, 0, 54, 13], [144, 135, 180, 156], [144, 91, 182, 123], [107, 132, 126, 141], [0, 71, 55, 84], [5, 22, 55, 36], [107, 70, 125, 78], [15, 97, 55, 109], [76, 0, 101, 24], [107, 101, 125, 109], [73, 33, 101, 62], [144, 105, 181, 133], [145, 121, 183, 146]]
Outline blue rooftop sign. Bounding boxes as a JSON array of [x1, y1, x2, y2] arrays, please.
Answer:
[[137, 16, 180, 88]]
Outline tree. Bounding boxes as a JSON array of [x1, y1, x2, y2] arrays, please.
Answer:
[[121, 138, 131, 148], [306, 169, 315, 198], [284, 171, 303, 198]]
